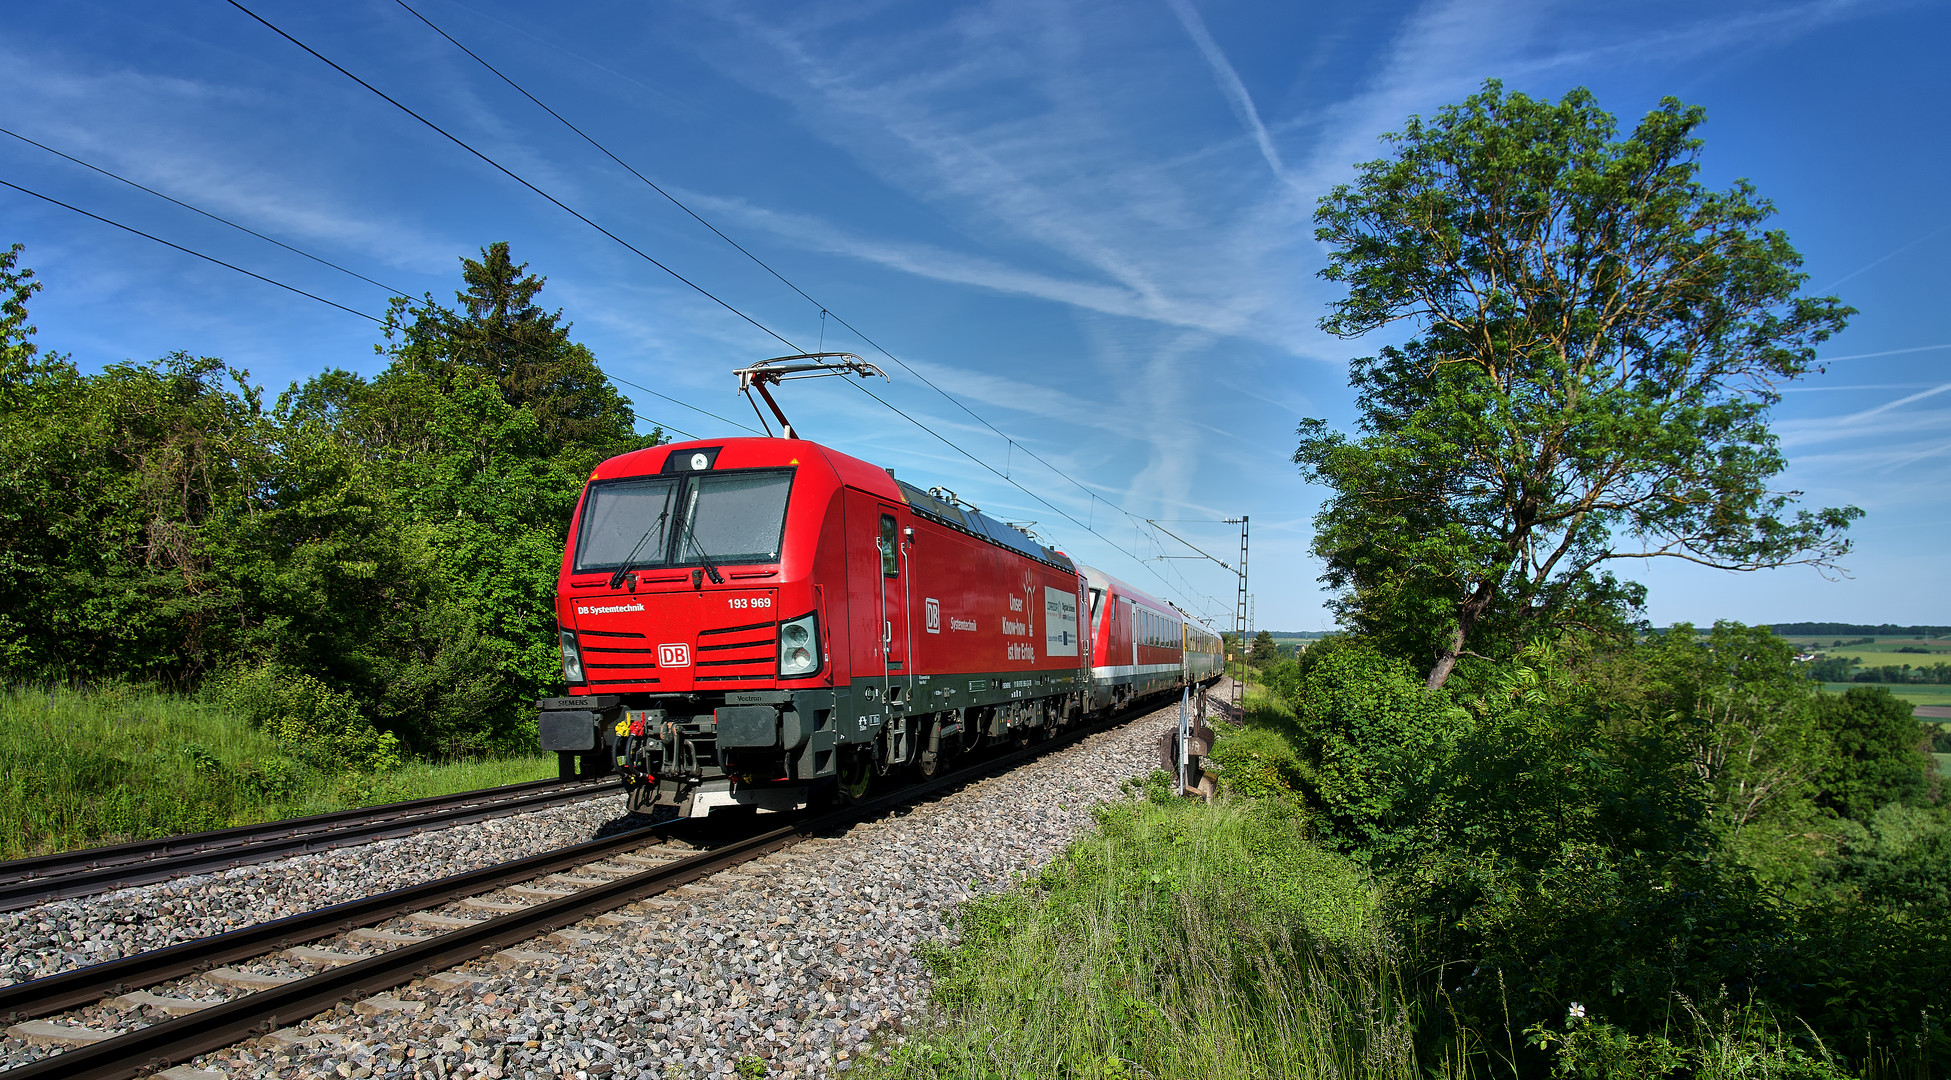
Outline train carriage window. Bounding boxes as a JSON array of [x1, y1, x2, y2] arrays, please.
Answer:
[[880, 515, 899, 577], [1089, 588, 1104, 625]]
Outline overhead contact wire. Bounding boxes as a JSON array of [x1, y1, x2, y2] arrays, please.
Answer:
[[0, 174, 713, 442], [0, 177, 382, 323], [1, 126, 407, 297], [844, 379, 1199, 608], [387, 3, 1218, 615], [225, 0, 801, 355]]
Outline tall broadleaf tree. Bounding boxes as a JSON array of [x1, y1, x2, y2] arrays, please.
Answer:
[[1297, 82, 1859, 689]]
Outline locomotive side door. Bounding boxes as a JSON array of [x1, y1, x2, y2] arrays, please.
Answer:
[[844, 492, 912, 756], [876, 506, 910, 682]]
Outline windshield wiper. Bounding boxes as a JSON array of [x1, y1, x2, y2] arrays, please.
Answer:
[[684, 527, 725, 584], [607, 500, 673, 591]]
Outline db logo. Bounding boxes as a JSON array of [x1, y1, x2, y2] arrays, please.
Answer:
[[658, 643, 691, 667], [924, 598, 941, 634]]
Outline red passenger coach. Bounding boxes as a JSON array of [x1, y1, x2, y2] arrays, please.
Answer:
[[537, 436, 1093, 818], [1083, 568, 1193, 710]]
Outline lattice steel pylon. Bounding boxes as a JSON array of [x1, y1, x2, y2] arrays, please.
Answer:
[[1231, 516, 1248, 710]]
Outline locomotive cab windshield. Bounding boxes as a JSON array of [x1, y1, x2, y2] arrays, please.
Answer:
[[574, 467, 795, 576]]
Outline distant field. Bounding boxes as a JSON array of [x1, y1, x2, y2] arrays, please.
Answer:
[[1820, 648, 1950, 666], [1822, 683, 1951, 707], [1782, 634, 1950, 659]]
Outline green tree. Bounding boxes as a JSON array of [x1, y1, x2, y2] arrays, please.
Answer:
[[384, 241, 639, 455], [1248, 629, 1279, 666], [1814, 685, 1930, 819], [1296, 82, 1859, 688], [0, 239, 657, 756], [1, 345, 265, 684], [287, 241, 660, 751]]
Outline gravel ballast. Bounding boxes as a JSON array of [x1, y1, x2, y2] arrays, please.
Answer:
[[3, 687, 1218, 1079], [0, 794, 634, 986]]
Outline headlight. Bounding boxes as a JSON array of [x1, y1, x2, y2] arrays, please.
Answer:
[[560, 629, 585, 684], [778, 612, 820, 677]]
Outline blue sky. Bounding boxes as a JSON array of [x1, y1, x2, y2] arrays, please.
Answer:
[[2, 0, 1945, 633]]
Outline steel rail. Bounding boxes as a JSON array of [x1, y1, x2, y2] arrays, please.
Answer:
[[0, 819, 666, 1023], [0, 703, 1164, 1080], [0, 777, 621, 912]]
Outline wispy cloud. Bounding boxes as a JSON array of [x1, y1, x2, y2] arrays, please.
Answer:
[[694, 0, 1324, 351], [1819, 221, 1951, 291], [1816, 343, 1951, 363], [1164, 0, 1299, 197], [1839, 380, 1951, 423], [0, 42, 457, 273], [680, 190, 1279, 339], [1776, 405, 1951, 448]]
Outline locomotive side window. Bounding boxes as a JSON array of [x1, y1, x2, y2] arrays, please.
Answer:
[[681, 470, 794, 565], [1088, 588, 1104, 624], [880, 514, 899, 576], [573, 476, 679, 572]]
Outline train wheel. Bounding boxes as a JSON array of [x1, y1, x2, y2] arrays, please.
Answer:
[[836, 746, 874, 804]]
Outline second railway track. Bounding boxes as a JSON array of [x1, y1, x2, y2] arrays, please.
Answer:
[[0, 776, 622, 912]]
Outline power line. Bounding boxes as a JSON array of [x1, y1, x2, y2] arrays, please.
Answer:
[[1, 125, 407, 298], [1, 177, 382, 323], [0, 174, 718, 442], [226, 0, 802, 355], [387, 1, 1229, 620], [843, 377, 1232, 624], [603, 373, 762, 436]]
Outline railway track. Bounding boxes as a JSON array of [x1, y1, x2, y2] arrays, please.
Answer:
[[0, 776, 622, 912], [0, 700, 1172, 1080]]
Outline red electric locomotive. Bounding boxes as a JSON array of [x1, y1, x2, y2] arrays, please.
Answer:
[[537, 434, 1098, 818]]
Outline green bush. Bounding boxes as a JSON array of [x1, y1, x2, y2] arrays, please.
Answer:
[[1205, 689, 1312, 801], [1815, 686, 1932, 819], [1528, 997, 1848, 1079], [210, 665, 401, 773], [1266, 636, 1458, 858]]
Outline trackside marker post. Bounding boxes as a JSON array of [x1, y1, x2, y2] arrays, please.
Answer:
[[1177, 686, 1190, 795]]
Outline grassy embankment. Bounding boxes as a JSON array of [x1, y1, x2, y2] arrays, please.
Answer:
[[865, 681, 1425, 1079], [864, 669, 1891, 1079], [0, 685, 555, 859], [864, 767, 1420, 1079]]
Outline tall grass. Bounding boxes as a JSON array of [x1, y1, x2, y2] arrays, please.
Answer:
[[866, 788, 1438, 1080], [0, 685, 556, 858]]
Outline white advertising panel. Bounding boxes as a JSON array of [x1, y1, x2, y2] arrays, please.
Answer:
[[1044, 586, 1079, 657]]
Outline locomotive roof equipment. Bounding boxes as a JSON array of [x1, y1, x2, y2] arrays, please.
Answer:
[[731, 351, 886, 439]]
